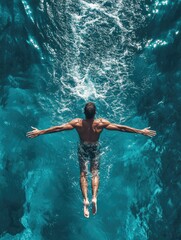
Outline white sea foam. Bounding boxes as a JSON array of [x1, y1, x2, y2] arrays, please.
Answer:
[[22, 0, 34, 23]]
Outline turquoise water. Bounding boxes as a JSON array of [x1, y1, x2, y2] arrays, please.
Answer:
[[0, 0, 181, 239]]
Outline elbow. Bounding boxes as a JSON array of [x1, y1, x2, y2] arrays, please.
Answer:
[[55, 127, 63, 132]]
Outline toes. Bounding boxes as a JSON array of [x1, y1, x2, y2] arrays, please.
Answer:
[[84, 210, 89, 218], [92, 199, 97, 215], [84, 205, 89, 218], [83, 199, 89, 218]]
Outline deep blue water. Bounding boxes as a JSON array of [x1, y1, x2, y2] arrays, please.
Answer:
[[0, 0, 181, 239]]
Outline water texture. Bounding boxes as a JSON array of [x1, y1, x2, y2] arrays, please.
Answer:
[[0, 0, 181, 239]]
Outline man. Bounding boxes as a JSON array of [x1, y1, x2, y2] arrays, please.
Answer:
[[26, 102, 156, 218]]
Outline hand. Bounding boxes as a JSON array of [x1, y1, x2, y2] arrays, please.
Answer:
[[141, 127, 156, 137], [26, 127, 41, 138]]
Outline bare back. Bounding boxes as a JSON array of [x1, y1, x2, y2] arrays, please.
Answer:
[[72, 118, 104, 143]]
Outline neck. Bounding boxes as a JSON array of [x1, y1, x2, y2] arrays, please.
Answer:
[[85, 117, 94, 121]]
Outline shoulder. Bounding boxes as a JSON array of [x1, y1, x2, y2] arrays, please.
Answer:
[[95, 118, 110, 127], [69, 118, 82, 126]]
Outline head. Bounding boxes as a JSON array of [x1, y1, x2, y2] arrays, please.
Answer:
[[84, 102, 96, 119]]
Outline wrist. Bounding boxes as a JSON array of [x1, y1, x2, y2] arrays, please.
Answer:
[[38, 130, 44, 135], [139, 130, 144, 135]]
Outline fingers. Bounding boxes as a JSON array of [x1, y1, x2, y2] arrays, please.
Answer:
[[26, 127, 39, 138], [26, 131, 36, 138], [26, 131, 33, 136], [147, 130, 156, 137], [26, 133, 35, 138], [143, 128, 156, 137]]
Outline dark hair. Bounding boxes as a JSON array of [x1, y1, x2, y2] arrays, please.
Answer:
[[84, 102, 96, 119]]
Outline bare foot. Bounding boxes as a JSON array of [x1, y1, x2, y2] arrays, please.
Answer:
[[83, 199, 89, 218], [92, 198, 97, 215]]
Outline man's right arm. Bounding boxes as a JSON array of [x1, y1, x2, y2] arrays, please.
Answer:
[[26, 119, 80, 138], [99, 119, 156, 137]]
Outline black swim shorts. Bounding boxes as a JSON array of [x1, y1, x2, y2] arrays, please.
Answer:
[[78, 142, 100, 174]]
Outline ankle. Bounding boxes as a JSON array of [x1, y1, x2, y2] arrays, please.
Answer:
[[84, 198, 89, 204], [92, 196, 97, 201]]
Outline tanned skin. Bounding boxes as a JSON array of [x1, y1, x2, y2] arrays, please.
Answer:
[[27, 117, 156, 218]]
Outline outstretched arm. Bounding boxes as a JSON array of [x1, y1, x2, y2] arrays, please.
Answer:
[[100, 119, 156, 137], [26, 119, 79, 138]]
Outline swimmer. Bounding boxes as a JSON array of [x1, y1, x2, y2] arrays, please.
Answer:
[[26, 102, 156, 218]]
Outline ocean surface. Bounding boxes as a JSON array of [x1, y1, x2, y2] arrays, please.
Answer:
[[0, 0, 181, 239]]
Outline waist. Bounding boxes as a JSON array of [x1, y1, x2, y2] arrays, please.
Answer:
[[80, 141, 99, 147]]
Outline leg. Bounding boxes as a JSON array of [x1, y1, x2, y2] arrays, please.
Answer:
[[80, 171, 88, 201], [91, 160, 99, 215], [80, 171, 89, 218], [79, 155, 89, 218]]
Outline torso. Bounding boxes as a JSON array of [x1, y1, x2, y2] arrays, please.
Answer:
[[72, 118, 104, 143]]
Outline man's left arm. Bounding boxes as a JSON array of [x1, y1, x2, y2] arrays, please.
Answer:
[[100, 119, 156, 137], [26, 119, 79, 138]]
